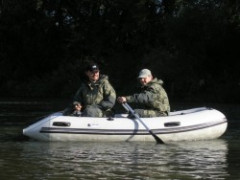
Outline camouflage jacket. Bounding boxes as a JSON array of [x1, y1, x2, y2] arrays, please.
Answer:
[[126, 78, 170, 113], [73, 75, 116, 111]]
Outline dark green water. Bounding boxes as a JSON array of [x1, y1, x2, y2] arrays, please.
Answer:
[[0, 100, 240, 180]]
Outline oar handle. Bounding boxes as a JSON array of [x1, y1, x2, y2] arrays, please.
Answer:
[[121, 102, 164, 144], [123, 103, 140, 118], [122, 103, 129, 112]]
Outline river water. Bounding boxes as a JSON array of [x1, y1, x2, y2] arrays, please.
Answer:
[[0, 100, 240, 180]]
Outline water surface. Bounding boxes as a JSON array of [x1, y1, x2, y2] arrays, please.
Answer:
[[0, 100, 239, 179]]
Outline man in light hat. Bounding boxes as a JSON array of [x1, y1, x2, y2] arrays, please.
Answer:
[[70, 61, 116, 117], [117, 69, 170, 117]]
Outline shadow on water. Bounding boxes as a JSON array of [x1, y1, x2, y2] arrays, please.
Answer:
[[0, 99, 67, 142]]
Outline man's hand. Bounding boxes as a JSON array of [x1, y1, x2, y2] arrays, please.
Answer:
[[117, 96, 127, 104], [73, 102, 82, 111]]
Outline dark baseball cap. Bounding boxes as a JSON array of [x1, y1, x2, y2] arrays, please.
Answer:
[[85, 63, 99, 72]]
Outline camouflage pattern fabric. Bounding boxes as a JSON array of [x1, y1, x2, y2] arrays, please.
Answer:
[[82, 105, 103, 117], [73, 75, 116, 117], [134, 109, 168, 117], [126, 78, 170, 117]]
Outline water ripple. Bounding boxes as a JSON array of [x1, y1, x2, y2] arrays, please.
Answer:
[[0, 140, 230, 179]]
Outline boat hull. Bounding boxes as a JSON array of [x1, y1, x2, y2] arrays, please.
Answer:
[[23, 107, 228, 143]]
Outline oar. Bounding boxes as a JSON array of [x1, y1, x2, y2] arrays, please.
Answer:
[[122, 103, 164, 144]]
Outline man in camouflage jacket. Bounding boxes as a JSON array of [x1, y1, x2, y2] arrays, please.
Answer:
[[72, 63, 116, 117], [118, 69, 170, 117]]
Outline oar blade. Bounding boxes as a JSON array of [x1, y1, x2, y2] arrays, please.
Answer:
[[149, 130, 164, 144]]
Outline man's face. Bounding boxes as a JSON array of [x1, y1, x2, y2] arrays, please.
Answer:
[[139, 75, 152, 86], [86, 70, 100, 82]]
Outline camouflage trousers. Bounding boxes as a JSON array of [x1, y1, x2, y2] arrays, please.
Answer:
[[82, 105, 103, 117], [134, 109, 168, 118]]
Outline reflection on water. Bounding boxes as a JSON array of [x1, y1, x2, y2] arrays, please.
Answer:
[[168, 141, 228, 179], [0, 100, 240, 179], [0, 139, 229, 179]]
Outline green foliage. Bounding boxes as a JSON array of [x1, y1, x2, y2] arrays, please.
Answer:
[[0, 0, 239, 103]]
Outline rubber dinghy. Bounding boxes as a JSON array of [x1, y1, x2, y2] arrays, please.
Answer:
[[23, 107, 227, 143]]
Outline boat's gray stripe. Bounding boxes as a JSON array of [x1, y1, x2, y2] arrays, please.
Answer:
[[40, 118, 227, 135], [169, 107, 210, 116]]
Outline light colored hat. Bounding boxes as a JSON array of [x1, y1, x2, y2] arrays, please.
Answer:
[[138, 69, 152, 78], [73, 101, 81, 106]]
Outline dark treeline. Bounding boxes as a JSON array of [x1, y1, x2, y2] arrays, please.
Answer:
[[0, 0, 239, 103]]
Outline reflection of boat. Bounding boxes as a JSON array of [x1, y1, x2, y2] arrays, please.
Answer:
[[174, 139, 228, 151], [23, 107, 227, 143], [164, 139, 229, 179]]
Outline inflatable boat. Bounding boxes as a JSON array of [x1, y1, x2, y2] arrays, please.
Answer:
[[23, 107, 227, 143]]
